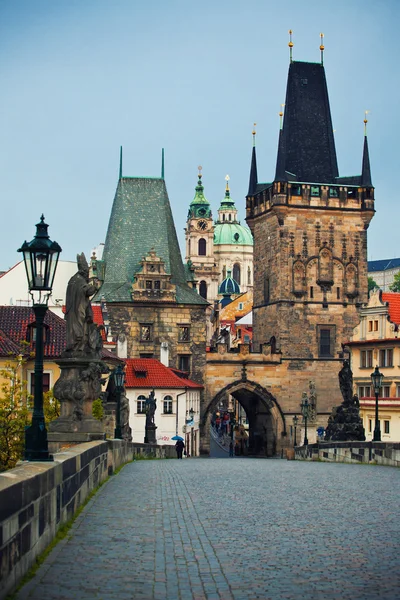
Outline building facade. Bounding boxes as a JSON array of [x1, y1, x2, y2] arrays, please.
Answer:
[[93, 156, 208, 384], [368, 258, 400, 292], [346, 289, 400, 441]]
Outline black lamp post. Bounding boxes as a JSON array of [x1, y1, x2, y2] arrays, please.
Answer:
[[300, 394, 310, 446], [293, 415, 298, 447], [370, 365, 384, 442], [18, 215, 61, 461], [113, 364, 125, 439]]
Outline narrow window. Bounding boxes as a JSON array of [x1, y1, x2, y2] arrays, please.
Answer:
[[146, 280, 152, 289], [374, 320, 378, 331], [264, 276, 270, 303], [384, 420, 390, 434], [369, 419, 372, 432], [336, 287, 340, 300], [140, 324, 152, 341], [310, 286, 314, 299], [198, 238, 206, 256], [179, 326, 190, 342], [222, 266, 226, 279], [247, 267, 251, 285], [233, 263, 241, 285], [383, 386, 391, 398], [31, 373, 50, 395], [199, 280, 207, 299], [319, 329, 331, 357], [360, 351, 366, 368], [367, 350, 373, 368], [154, 280, 161, 290], [368, 321, 373, 332], [237, 328, 242, 339]]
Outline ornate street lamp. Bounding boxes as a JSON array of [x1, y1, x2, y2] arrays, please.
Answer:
[[370, 365, 384, 442], [113, 364, 125, 439], [18, 215, 61, 461], [293, 415, 298, 447], [300, 393, 310, 446]]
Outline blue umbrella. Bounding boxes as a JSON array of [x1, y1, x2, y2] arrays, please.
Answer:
[[172, 435, 184, 441]]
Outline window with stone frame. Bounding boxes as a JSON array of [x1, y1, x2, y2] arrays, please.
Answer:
[[30, 373, 50, 395], [199, 280, 207, 299], [358, 385, 371, 398], [178, 326, 190, 342], [178, 355, 190, 373], [360, 349, 373, 368], [198, 238, 206, 256], [317, 325, 335, 357], [248, 267, 251, 285], [384, 420, 390, 434], [140, 324, 152, 341], [136, 395, 147, 414], [233, 263, 241, 285], [379, 348, 393, 368], [163, 395, 173, 414], [146, 280, 152, 289]]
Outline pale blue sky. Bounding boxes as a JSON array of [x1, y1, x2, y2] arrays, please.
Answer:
[[0, 0, 398, 271]]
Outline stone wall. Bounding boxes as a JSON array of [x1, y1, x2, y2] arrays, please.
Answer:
[[295, 441, 400, 467], [0, 440, 172, 598]]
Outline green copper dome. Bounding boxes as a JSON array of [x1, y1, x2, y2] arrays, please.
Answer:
[[214, 177, 253, 246], [188, 169, 212, 219], [218, 270, 241, 295], [214, 223, 253, 246]]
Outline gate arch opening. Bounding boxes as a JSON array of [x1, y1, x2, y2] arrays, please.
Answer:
[[202, 380, 286, 457]]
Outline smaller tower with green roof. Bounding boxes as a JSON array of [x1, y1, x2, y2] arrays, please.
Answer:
[[185, 167, 219, 302]]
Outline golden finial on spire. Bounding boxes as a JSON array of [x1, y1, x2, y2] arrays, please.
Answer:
[[364, 110, 370, 135], [198, 165, 202, 179], [279, 104, 285, 130], [288, 29, 293, 63], [252, 123, 256, 146], [225, 174, 230, 192], [320, 33, 324, 65]]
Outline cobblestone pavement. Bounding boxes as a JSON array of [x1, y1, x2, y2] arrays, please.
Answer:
[[17, 458, 400, 600]]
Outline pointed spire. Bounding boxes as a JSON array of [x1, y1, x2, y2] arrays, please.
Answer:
[[119, 146, 123, 180], [361, 112, 372, 187], [288, 30, 294, 63], [161, 148, 165, 179], [225, 174, 230, 198], [320, 33, 324, 66], [275, 109, 287, 182], [247, 124, 258, 196]]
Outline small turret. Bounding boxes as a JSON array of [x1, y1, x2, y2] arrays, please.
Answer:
[[247, 124, 258, 196], [361, 113, 372, 187]]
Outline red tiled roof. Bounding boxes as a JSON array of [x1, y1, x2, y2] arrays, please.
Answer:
[[124, 359, 203, 389], [0, 328, 22, 356], [382, 292, 400, 325], [0, 306, 66, 358]]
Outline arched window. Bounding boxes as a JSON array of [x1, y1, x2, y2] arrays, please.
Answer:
[[137, 395, 146, 414], [188, 239, 191, 255], [199, 280, 207, 299], [247, 267, 251, 284], [233, 263, 241, 285], [198, 238, 206, 256], [222, 265, 226, 279], [163, 395, 173, 414]]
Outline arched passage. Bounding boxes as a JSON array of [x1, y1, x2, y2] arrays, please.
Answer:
[[201, 380, 286, 457]]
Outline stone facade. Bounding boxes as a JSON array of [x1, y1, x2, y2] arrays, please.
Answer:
[[106, 303, 207, 384]]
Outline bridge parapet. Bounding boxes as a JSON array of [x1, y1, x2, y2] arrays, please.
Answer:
[[0, 441, 171, 598], [295, 441, 400, 467]]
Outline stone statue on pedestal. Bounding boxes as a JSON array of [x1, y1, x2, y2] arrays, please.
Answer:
[[49, 254, 108, 446], [144, 390, 157, 444], [324, 360, 365, 441]]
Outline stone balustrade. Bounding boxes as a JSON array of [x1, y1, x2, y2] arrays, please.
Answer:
[[294, 441, 400, 467]]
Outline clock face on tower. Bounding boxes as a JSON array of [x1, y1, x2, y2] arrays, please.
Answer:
[[197, 219, 208, 231]]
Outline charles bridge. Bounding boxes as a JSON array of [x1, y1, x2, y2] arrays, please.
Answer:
[[1, 441, 400, 600]]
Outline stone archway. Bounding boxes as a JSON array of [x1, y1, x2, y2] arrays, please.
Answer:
[[201, 380, 287, 457]]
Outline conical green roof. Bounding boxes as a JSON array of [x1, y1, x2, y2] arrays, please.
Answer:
[[188, 171, 211, 219], [96, 177, 208, 305]]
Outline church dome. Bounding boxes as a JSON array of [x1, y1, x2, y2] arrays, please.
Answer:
[[214, 222, 253, 246], [214, 176, 253, 246], [218, 270, 241, 295]]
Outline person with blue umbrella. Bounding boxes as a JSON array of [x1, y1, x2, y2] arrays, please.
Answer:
[[172, 436, 185, 459]]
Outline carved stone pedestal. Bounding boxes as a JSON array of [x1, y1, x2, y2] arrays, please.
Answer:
[[48, 357, 108, 450], [144, 424, 157, 444]]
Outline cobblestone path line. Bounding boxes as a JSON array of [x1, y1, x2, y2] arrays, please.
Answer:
[[16, 458, 400, 600]]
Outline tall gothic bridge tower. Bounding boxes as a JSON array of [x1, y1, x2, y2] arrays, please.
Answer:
[[203, 38, 374, 456]]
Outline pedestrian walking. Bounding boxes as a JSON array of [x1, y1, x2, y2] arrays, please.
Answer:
[[175, 439, 185, 459]]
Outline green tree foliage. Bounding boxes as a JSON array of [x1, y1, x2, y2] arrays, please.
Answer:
[[43, 389, 60, 423], [0, 355, 31, 472], [389, 272, 400, 293], [368, 276, 378, 294], [92, 398, 104, 421]]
